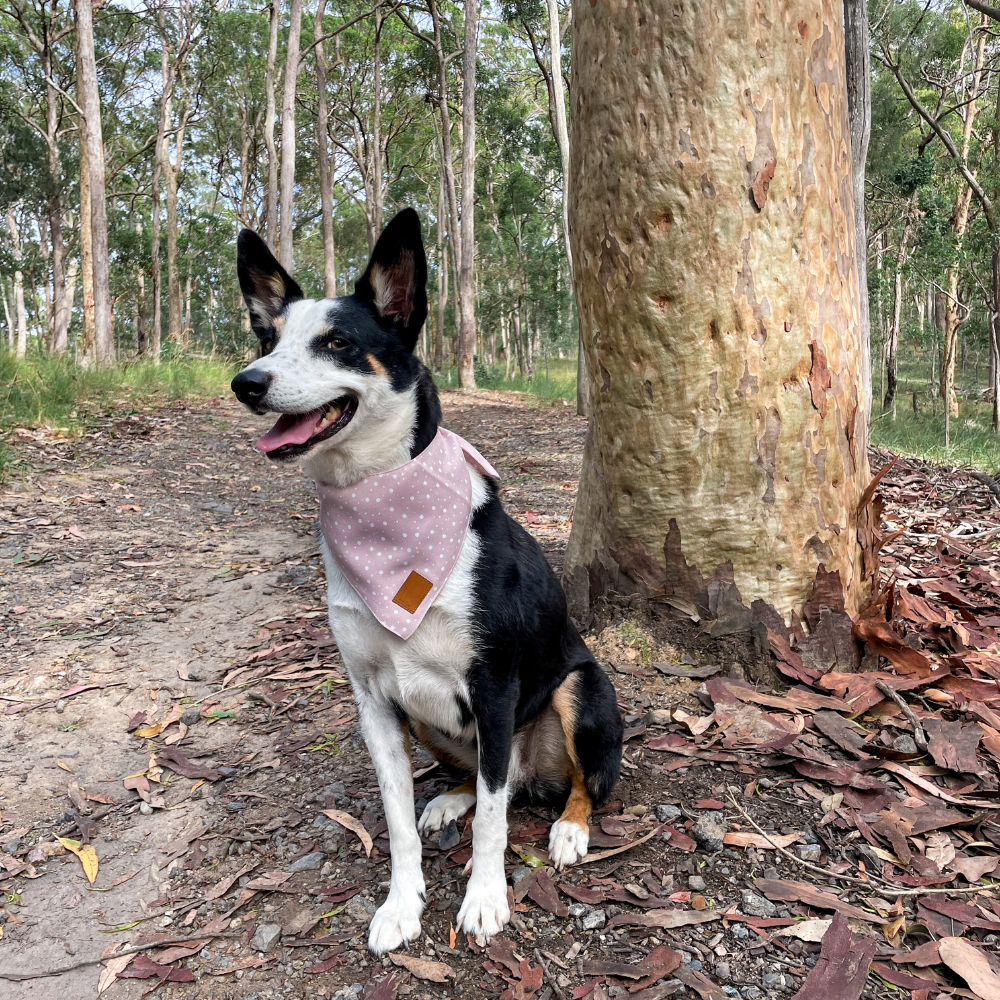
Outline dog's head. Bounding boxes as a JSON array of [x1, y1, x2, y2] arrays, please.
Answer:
[[232, 209, 430, 483]]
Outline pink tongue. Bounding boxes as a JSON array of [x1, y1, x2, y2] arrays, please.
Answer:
[[257, 409, 324, 452]]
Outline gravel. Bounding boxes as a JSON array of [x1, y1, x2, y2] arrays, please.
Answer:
[[740, 890, 777, 918], [249, 922, 282, 953]]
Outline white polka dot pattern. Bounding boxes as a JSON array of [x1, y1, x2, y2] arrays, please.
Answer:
[[316, 428, 499, 639]]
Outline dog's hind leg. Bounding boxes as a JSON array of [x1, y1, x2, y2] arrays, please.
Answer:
[[355, 692, 425, 955], [547, 671, 592, 869], [548, 662, 623, 869], [418, 776, 477, 836]]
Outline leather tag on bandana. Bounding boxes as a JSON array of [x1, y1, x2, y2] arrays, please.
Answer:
[[393, 571, 433, 614]]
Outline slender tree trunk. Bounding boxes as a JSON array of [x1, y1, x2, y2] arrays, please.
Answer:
[[6, 212, 27, 359], [884, 196, 916, 411], [1, 279, 12, 347], [75, 0, 113, 363], [564, 0, 871, 625], [264, 0, 280, 245], [436, 169, 447, 371], [278, 0, 303, 270], [993, 246, 1000, 431], [843, 0, 871, 428], [429, 0, 463, 347], [165, 120, 184, 344], [43, 46, 69, 354], [149, 50, 171, 363], [371, 0, 385, 237], [457, 0, 478, 388], [79, 115, 96, 360], [315, 0, 337, 297], [136, 231, 147, 356], [941, 18, 987, 418]]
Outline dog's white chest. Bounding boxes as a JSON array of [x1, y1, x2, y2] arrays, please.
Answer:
[[320, 528, 480, 737]]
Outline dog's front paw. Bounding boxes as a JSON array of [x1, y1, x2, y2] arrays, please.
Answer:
[[457, 877, 509, 944], [418, 790, 476, 836], [367, 893, 424, 955], [548, 819, 589, 870]]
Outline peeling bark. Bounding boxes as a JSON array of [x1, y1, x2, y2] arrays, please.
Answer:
[[565, 0, 870, 625]]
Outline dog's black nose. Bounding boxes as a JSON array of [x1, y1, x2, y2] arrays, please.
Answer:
[[231, 369, 273, 406]]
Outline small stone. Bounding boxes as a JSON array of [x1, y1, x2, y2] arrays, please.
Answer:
[[139, 801, 153, 816], [741, 890, 777, 918], [643, 709, 672, 726], [55, 700, 66, 714], [180, 708, 201, 726], [743, 988, 762, 1000], [693, 813, 728, 852], [893, 734, 918, 754], [581, 908, 606, 931], [688, 875, 706, 891], [625, 883, 649, 900], [688, 960, 703, 972], [1, 838, 20, 854], [761, 973, 783, 987], [250, 922, 282, 954], [716, 962, 731, 981], [510, 867, 533, 886], [729, 923, 749, 939], [655, 804, 682, 823], [796, 844, 821, 862], [287, 851, 324, 872], [343, 895, 377, 924], [438, 819, 460, 851], [227, 801, 246, 812], [218, 766, 238, 777], [568, 903, 589, 918], [723, 988, 740, 998]]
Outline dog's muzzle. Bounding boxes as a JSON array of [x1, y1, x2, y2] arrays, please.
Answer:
[[232, 368, 273, 408]]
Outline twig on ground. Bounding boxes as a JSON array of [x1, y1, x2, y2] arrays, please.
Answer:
[[0, 931, 244, 982], [534, 947, 568, 1000], [970, 470, 1000, 506], [873, 680, 928, 752], [725, 789, 992, 896]]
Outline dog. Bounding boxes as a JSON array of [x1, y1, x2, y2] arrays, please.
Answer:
[[231, 208, 623, 954]]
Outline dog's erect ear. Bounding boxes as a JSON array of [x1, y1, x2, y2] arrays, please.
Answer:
[[354, 208, 428, 351], [237, 229, 303, 339]]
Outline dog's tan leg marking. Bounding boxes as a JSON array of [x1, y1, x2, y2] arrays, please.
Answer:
[[549, 672, 592, 869], [366, 352, 390, 379]]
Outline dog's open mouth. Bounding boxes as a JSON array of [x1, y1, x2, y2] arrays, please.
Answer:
[[256, 395, 358, 460]]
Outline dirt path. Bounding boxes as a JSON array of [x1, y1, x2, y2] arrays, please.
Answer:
[[6, 391, 998, 1000]]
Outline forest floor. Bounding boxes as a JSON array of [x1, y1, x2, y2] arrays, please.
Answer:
[[1, 389, 1000, 1000]]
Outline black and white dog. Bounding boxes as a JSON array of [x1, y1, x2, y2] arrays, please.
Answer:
[[231, 209, 623, 954]]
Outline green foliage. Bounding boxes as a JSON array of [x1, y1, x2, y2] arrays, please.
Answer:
[[0, 352, 235, 433]]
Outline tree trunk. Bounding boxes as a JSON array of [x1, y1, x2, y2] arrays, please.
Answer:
[[429, 0, 464, 350], [277, 0, 303, 271], [75, 0, 113, 364], [44, 46, 69, 354], [564, 0, 871, 625], [941, 17, 986, 418], [315, 0, 337, 297], [264, 0, 280, 245], [79, 113, 95, 361], [165, 121, 183, 345], [843, 0, 871, 427], [456, 0, 478, 389], [884, 196, 916, 411], [371, 0, 385, 239], [435, 168, 448, 371], [993, 246, 1000, 432], [6, 212, 27, 359]]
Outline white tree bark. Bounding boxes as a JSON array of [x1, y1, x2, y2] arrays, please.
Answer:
[[277, 0, 304, 271], [5, 211, 27, 359], [457, 0, 478, 389], [75, 0, 113, 363]]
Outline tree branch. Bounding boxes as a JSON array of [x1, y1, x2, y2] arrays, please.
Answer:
[[965, 0, 1000, 22]]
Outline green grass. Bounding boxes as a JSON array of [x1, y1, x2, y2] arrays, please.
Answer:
[[0, 352, 238, 480], [871, 397, 1000, 472], [434, 356, 579, 400]]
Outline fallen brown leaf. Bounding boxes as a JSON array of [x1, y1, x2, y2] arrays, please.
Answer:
[[939, 936, 1000, 1000], [388, 953, 454, 982], [320, 809, 373, 856]]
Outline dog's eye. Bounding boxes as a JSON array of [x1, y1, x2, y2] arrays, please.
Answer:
[[325, 336, 348, 350], [260, 337, 273, 356]]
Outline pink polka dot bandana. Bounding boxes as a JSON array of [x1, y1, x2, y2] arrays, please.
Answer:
[[316, 428, 499, 639]]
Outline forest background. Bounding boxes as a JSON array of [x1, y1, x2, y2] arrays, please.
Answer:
[[1, 0, 999, 466]]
